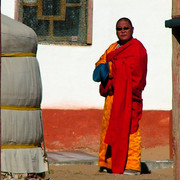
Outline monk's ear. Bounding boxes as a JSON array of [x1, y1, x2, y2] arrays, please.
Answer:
[[132, 27, 134, 34]]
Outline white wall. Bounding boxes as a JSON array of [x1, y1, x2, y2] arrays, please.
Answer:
[[2, 0, 172, 110]]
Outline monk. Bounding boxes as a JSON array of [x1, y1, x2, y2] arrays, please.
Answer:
[[93, 17, 147, 175]]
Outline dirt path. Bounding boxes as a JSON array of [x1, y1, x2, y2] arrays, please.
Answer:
[[49, 164, 173, 180], [48, 146, 174, 180]]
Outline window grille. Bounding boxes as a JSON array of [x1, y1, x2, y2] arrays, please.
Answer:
[[17, 0, 92, 45]]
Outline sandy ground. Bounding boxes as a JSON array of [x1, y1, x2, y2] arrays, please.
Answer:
[[48, 145, 174, 180]]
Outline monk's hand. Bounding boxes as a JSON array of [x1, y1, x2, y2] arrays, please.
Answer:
[[108, 85, 114, 96]]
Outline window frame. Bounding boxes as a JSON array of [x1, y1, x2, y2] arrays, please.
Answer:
[[15, 0, 93, 45]]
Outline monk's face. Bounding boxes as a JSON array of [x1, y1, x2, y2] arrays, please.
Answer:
[[116, 20, 134, 44]]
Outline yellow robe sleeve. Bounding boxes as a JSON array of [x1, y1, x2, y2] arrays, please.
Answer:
[[95, 42, 118, 67], [95, 42, 117, 79]]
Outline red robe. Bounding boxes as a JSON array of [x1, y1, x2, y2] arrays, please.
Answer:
[[104, 38, 147, 173]]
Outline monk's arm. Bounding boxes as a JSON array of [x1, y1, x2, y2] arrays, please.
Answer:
[[93, 43, 117, 82]]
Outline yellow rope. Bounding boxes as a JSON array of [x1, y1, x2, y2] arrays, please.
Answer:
[[1, 105, 41, 111], [1, 52, 36, 57], [1, 144, 39, 149]]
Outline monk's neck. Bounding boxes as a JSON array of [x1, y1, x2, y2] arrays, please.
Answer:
[[118, 37, 133, 45]]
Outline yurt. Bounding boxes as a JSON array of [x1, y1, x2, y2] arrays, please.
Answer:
[[1, 14, 49, 179]]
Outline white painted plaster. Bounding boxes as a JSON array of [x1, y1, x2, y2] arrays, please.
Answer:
[[2, 0, 172, 110]]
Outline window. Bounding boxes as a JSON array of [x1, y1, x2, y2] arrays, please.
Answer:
[[17, 0, 93, 45]]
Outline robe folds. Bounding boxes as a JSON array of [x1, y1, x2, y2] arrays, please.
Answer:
[[95, 38, 147, 174]]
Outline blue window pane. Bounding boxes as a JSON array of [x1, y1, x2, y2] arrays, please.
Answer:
[[23, 6, 49, 36], [66, 0, 81, 3], [43, 0, 60, 16], [37, 20, 49, 36], [23, 6, 38, 32], [54, 7, 80, 36]]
